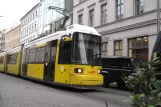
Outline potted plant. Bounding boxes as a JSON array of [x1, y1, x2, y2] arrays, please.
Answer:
[[125, 61, 161, 107]]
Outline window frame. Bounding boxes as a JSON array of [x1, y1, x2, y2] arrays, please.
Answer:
[[128, 36, 148, 49], [114, 40, 123, 56], [78, 14, 83, 25], [7, 53, 18, 64], [116, 0, 123, 20], [28, 48, 37, 63], [128, 36, 149, 61], [89, 9, 94, 27], [58, 41, 72, 64], [101, 3, 107, 25], [102, 42, 108, 56], [135, 0, 144, 15]]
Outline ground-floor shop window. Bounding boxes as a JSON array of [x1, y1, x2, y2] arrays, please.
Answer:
[[102, 42, 108, 56], [114, 40, 123, 56], [128, 36, 148, 61]]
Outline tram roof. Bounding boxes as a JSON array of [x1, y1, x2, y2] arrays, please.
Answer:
[[24, 24, 101, 48], [6, 46, 22, 54]]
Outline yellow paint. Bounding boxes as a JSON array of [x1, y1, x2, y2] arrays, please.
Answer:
[[53, 40, 103, 86], [0, 64, 4, 72], [3, 38, 103, 88], [54, 64, 103, 85], [7, 64, 19, 75], [37, 43, 46, 48], [54, 64, 70, 84], [7, 52, 21, 75], [64, 38, 72, 41], [27, 64, 44, 80], [0, 56, 5, 72], [70, 74, 103, 85]]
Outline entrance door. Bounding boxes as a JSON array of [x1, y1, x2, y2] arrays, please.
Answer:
[[43, 40, 57, 82]]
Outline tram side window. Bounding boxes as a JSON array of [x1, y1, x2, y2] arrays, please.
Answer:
[[58, 41, 71, 64], [44, 44, 57, 63], [8, 53, 18, 64], [0, 57, 4, 64], [36, 47, 45, 63], [36, 48, 40, 62], [39, 47, 45, 62], [23, 48, 29, 63], [28, 48, 36, 63], [25, 48, 30, 63], [50, 46, 56, 62], [22, 49, 26, 63], [45, 46, 50, 62]]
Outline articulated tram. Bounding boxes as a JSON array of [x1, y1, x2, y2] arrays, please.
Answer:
[[0, 24, 103, 88]]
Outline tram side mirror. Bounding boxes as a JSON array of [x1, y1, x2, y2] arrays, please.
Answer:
[[60, 39, 64, 47]]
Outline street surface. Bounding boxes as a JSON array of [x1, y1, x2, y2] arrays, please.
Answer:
[[0, 73, 131, 107]]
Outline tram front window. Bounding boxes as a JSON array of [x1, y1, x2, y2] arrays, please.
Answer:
[[72, 32, 101, 65]]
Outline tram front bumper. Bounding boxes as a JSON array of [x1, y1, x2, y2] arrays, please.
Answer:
[[70, 74, 103, 89]]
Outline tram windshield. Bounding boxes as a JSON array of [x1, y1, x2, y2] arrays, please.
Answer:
[[72, 32, 101, 65]]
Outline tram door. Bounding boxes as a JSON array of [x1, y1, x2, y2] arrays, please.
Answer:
[[22, 48, 29, 76], [43, 40, 57, 82]]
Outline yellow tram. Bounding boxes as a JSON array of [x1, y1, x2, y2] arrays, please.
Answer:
[[5, 46, 22, 75], [0, 24, 103, 88], [0, 52, 6, 72]]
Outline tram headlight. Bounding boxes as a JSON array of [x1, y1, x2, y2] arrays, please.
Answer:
[[74, 68, 83, 73], [98, 70, 101, 74]]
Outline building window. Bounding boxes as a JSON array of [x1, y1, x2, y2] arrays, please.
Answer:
[[32, 25, 33, 31], [30, 15, 32, 20], [102, 42, 108, 56], [89, 9, 94, 27], [114, 40, 123, 56], [78, 14, 83, 25], [101, 3, 107, 25], [135, 0, 144, 15], [27, 28, 28, 35], [33, 13, 35, 18], [29, 27, 31, 33], [116, 0, 123, 20], [35, 24, 37, 30], [36, 11, 38, 16], [128, 36, 148, 61]]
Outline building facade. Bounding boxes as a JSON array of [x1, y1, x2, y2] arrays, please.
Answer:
[[20, 4, 40, 45], [38, 0, 73, 36], [4, 25, 20, 51], [0, 29, 5, 52], [0, 29, 4, 53], [73, 0, 161, 61]]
